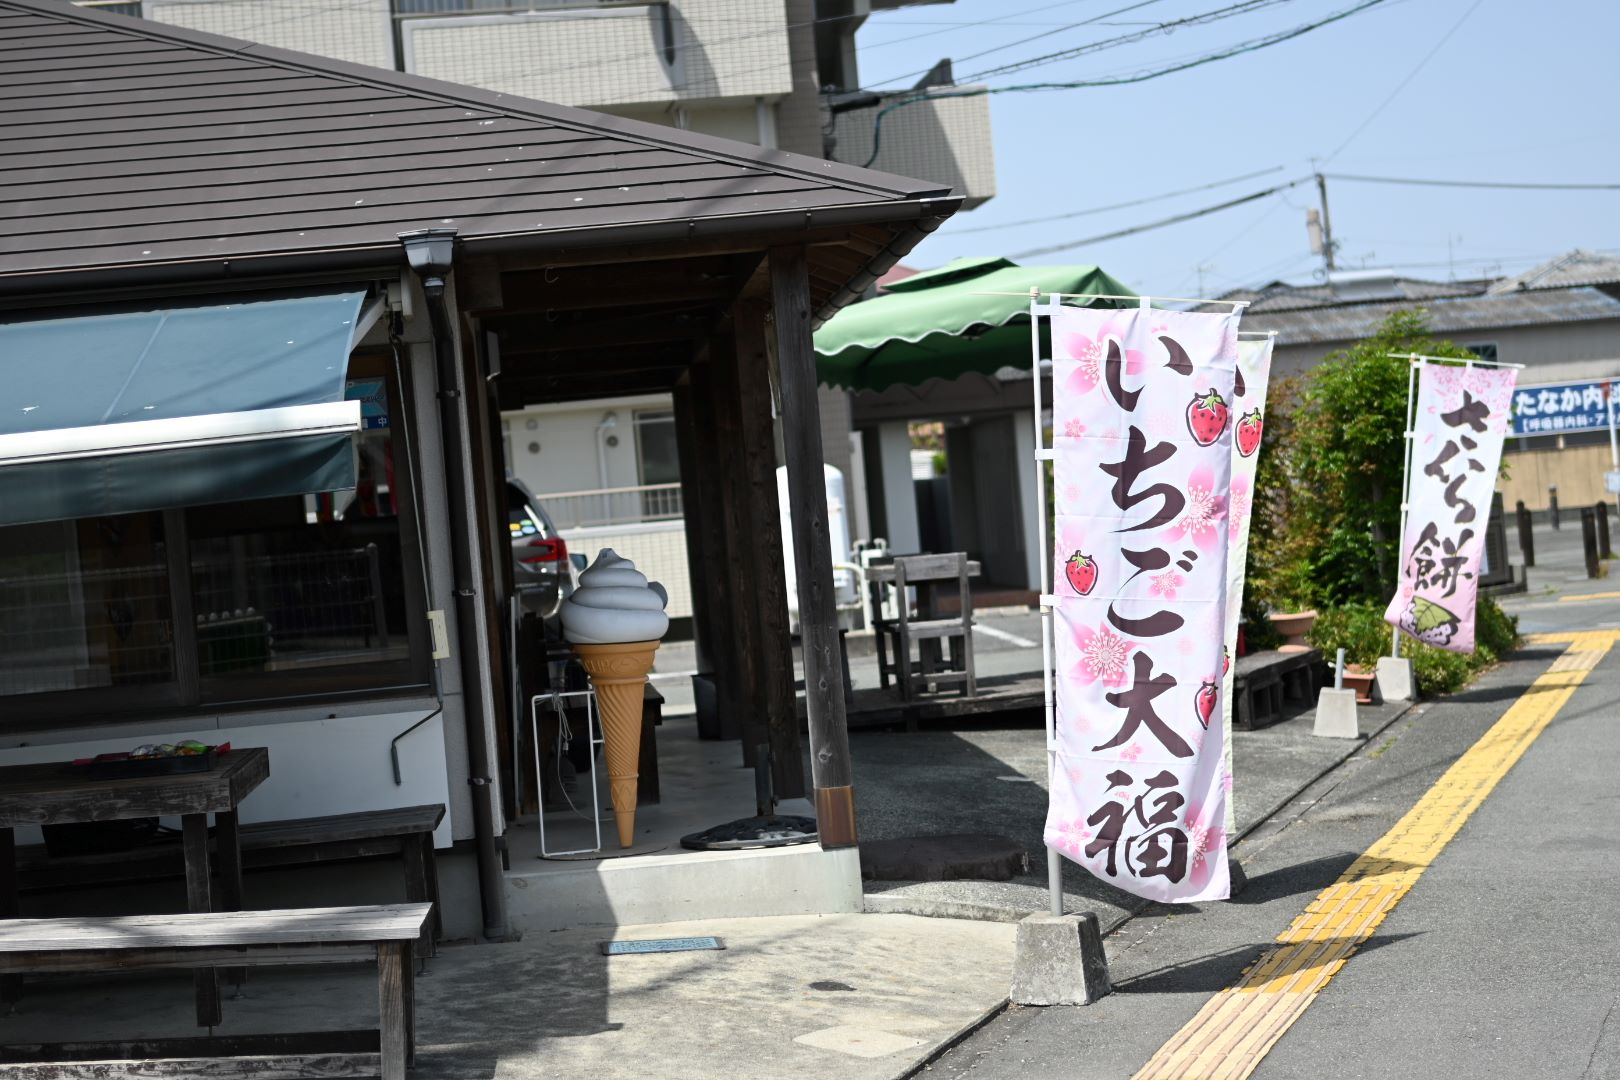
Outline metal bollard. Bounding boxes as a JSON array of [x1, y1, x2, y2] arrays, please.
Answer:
[[1516, 500, 1535, 567], [1597, 503, 1613, 561], [1581, 507, 1600, 579], [1550, 487, 1560, 530]]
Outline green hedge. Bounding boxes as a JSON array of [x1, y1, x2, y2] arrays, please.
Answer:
[[1306, 596, 1520, 698]]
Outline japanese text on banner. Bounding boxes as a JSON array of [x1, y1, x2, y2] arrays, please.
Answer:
[[1384, 361, 1517, 653], [1045, 303, 1239, 904]]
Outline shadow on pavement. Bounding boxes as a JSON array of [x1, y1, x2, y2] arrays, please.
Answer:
[[1113, 932, 1423, 995]]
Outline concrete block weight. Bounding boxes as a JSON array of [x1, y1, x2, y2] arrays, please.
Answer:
[[1010, 912, 1111, 1006]]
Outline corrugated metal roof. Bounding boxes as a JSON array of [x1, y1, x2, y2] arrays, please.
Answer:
[[1487, 249, 1620, 294], [0, 0, 956, 293], [1221, 276, 1485, 313], [1243, 286, 1620, 346]]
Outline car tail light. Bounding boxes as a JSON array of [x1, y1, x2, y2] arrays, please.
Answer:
[[520, 536, 568, 566]]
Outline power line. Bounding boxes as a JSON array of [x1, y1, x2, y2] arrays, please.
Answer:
[[864, 0, 1171, 90], [948, 165, 1286, 234], [1326, 0, 1489, 161], [856, 0, 1390, 168], [859, 0, 1101, 60], [1011, 177, 1313, 258], [956, 0, 1296, 85], [1325, 173, 1620, 192]]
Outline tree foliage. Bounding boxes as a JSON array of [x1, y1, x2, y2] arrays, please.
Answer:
[[1248, 310, 1475, 609]]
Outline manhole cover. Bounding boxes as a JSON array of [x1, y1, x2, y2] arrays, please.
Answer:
[[680, 815, 818, 850]]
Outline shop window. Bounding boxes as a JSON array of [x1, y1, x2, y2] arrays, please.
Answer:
[[0, 356, 429, 727]]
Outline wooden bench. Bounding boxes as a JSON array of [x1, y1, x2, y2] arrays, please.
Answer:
[[0, 904, 430, 1080], [1233, 649, 1325, 731], [16, 805, 444, 959]]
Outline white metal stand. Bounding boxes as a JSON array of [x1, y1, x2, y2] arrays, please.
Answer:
[[531, 687, 605, 858]]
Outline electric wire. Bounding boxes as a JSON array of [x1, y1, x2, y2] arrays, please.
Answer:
[[1010, 177, 1314, 258], [857, 0, 1390, 168], [948, 166, 1286, 235], [954, 0, 1297, 85]]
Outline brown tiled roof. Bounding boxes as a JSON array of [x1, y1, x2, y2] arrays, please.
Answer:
[[0, 0, 956, 295]]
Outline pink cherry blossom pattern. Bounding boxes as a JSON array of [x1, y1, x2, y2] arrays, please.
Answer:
[[1063, 418, 1087, 438], [1071, 622, 1135, 688], [1061, 317, 1144, 396], [1119, 743, 1143, 763], [1184, 803, 1226, 890], [1165, 463, 1226, 552], [1150, 570, 1184, 599], [1228, 478, 1252, 541]]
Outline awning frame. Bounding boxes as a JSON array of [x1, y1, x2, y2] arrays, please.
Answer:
[[0, 401, 361, 468]]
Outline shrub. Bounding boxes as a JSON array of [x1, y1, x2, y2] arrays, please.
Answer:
[[1305, 596, 1520, 698]]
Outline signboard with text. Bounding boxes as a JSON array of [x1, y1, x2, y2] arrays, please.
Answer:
[[1509, 380, 1612, 437]]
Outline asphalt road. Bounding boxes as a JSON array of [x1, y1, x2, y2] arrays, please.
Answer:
[[922, 526, 1620, 1080]]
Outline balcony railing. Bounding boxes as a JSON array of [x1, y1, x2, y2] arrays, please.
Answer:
[[537, 483, 684, 531]]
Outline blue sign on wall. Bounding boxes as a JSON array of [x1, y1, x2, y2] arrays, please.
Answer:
[[344, 378, 390, 430], [1510, 381, 1613, 437]]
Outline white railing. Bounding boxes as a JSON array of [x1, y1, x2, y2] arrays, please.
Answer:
[[538, 482, 684, 530]]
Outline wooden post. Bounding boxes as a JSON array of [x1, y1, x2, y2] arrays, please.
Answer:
[[708, 330, 767, 760], [731, 301, 804, 801], [377, 941, 408, 1080], [182, 812, 221, 1028], [769, 245, 856, 846], [674, 376, 736, 741]]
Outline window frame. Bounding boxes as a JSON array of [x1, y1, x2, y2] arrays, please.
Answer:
[[0, 351, 434, 733]]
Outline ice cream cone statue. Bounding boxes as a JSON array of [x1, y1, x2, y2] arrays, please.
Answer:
[[558, 549, 670, 848]]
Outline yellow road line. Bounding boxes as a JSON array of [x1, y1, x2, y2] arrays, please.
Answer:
[[1557, 590, 1620, 603], [1132, 632, 1616, 1080]]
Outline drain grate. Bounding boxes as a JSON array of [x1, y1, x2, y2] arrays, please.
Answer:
[[599, 936, 726, 956]]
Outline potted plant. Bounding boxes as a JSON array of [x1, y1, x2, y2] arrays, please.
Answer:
[[1341, 663, 1376, 704], [1270, 608, 1318, 653]]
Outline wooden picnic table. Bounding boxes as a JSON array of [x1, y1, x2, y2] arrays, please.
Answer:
[[0, 746, 270, 1028], [863, 558, 982, 585]]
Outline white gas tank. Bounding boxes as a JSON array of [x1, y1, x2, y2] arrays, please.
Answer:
[[776, 464, 856, 623]]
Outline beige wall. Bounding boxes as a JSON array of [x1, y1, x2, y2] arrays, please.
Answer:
[[831, 88, 997, 208], [146, 0, 394, 68], [400, 0, 792, 109], [1499, 443, 1617, 511]]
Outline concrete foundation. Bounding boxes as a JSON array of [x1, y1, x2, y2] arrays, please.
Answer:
[[1009, 912, 1111, 1006], [1376, 656, 1415, 702], [1314, 687, 1361, 739], [504, 721, 862, 930]]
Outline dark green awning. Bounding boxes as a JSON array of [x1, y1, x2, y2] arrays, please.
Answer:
[[0, 291, 370, 526]]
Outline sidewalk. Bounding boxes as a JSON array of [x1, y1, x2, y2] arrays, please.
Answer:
[[0, 913, 1014, 1080], [856, 696, 1413, 930]]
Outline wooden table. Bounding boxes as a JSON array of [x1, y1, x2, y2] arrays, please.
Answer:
[[0, 746, 270, 1027], [863, 558, 983, 587]]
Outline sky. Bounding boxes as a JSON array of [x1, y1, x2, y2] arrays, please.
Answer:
[[852, 0, 1620, 296]]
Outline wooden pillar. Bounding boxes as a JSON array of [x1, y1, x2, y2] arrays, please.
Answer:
[[730, 301, 804, 801], [768, 246, 855, 846], [673, 373, 735, 740], [707, 331, 767, 757]]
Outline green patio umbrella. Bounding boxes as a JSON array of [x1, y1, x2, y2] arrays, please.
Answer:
[[814, 256, 1136, 392]]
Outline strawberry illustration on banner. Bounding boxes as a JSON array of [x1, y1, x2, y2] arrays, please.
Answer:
[[1046, 303, 1241, 904]]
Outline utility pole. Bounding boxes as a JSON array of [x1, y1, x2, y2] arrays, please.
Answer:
[[1315, 172, 1337, 272]]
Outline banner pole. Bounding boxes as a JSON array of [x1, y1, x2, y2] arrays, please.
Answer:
[[1028, 288, 1064, 918], [1607, 382, 1619, 523], [1391, 356, 1421, 659]]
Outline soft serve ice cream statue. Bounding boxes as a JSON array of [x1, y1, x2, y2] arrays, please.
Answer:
[[557, 550, 669, 847]]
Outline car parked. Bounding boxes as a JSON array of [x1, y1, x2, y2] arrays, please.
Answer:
[[507, 477, 578, 622]]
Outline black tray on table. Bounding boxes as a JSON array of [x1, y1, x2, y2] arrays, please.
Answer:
[[69, 750, 218, 781]]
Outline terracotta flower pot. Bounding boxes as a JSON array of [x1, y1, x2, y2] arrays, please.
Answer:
[[1270, 609, 1317, 653], [1341, 666, 1376, 705]]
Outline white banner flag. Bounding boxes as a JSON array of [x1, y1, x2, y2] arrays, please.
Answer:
[[1220, 335, 1274, 833], [1045, 303, 1239, 903], [1384, 361, 1518, 653]]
